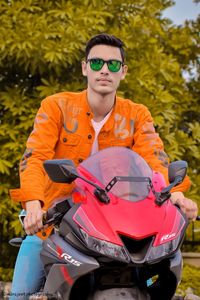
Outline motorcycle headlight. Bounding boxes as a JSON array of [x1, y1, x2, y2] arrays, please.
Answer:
[[80, 229, 130, 263], [147, 214, 187, 263], [147, 235, 182, 263]]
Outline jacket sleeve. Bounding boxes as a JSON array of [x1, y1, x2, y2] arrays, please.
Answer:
[[10, 97, 62, 205], [132, 104, 191, 192]]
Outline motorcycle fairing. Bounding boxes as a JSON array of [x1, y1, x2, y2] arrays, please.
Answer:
[[73, 181, 183, 246], [41, 233, 99, 297], [40, 147, 188, 299], [69, 147, 187, 265]]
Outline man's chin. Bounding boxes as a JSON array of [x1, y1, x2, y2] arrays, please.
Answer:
[[94, 86, 115, 95]]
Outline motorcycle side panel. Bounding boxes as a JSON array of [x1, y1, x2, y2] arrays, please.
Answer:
[[41, 234, 99, 298], [168, 249, 182, 284]]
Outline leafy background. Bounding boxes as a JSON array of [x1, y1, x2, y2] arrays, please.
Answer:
[[0, 0, 199, 291]]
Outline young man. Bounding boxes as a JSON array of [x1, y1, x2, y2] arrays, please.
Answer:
[[10, 33, 198, 299]]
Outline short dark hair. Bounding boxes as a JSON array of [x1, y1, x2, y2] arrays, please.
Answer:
[[85, 33, 125, 62]]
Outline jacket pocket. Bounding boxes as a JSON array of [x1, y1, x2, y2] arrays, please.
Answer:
[[55, 129, 82, 159], [110, 137, 133, 149]]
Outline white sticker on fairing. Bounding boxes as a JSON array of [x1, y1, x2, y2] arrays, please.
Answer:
[[161, 233, 176, 242], [47, 243, 82, 267], [60, 253, 82, 266]]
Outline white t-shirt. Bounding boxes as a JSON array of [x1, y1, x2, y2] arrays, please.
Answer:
[[91, 110, 112, 155]]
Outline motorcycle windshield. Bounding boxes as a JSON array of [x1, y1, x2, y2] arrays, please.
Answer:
[[80, 147, 153, 202]]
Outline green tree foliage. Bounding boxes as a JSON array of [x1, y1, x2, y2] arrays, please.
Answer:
[[0, 0, 199, 279], [177, 264, 200, 296]]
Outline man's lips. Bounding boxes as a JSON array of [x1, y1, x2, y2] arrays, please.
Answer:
[[96, 78, 112, 82]]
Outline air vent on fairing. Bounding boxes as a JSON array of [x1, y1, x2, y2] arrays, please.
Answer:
[[119, 235, 154, 263]]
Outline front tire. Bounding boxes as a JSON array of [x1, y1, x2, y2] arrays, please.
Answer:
[[88, 287, 150, 300]]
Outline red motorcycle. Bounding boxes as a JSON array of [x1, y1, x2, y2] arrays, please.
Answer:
[[38, 146, 190, 300]]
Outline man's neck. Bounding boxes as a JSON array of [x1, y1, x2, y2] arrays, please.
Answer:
[[87, 87, 115, 122]]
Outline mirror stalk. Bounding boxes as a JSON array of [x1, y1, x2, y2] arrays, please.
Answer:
[[75, 174, 110, 204], [155, 176, 183, 206]]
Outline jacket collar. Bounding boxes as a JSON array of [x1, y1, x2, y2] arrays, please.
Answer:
[[81, 89, 121, 132]]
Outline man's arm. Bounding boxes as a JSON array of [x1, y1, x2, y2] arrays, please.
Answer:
[[171, 192, 198, 221], [10, 97, 62, 234], [132, 105, 198, 220], [24, 200, 44, 234]]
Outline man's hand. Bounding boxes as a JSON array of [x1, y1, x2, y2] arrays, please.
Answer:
[[24, 200, 45, 235], [171, 192, 198, 221]]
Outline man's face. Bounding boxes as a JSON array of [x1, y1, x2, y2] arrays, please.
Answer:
[[82, 45, 128, 95]]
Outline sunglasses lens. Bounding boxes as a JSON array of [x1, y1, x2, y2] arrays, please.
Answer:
[[90, 59, 104, 71], [108, 60, 122, 72], [88, 59, 122, 72]]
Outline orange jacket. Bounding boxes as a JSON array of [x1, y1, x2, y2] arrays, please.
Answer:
[[10, 90, 190, 211]]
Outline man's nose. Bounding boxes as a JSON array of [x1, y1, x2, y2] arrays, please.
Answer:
[[100, 62, 109, 73]]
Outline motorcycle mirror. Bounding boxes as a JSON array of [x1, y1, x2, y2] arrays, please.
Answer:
[[156, 160, 188, 206], [43, 159, 78, 184], [168, 160, 188, 185], [44, 159, 110, 204]]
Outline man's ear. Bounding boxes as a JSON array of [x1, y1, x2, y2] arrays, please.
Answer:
[[82, 61, 87, 76], [121, 64, 128, 80]]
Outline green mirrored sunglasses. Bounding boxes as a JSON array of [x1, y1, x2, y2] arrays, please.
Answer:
[[86, 58, 123, 72]]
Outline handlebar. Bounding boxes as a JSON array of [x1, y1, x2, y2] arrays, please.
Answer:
[[9, 199, 200, 248]]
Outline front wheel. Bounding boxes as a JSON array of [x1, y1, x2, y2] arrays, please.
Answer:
[[87, 287, 151, 300]]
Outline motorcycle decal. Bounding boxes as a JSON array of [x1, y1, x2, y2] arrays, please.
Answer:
[[56, 245, 82, 266], [60, 253, 82, 266], [47, 243, 82, 266], [47, 243, 60, 256], [160, 233, 176, 242], [60, 265, 74, 286]]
